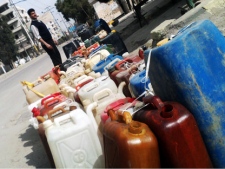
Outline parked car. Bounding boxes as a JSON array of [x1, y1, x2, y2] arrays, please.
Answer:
[[76, 24, 94, 41]]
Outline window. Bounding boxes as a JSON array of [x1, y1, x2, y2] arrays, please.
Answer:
[[10, 25, 14, 30], [6, 12, 14, 20], [21, 10, 24, 14], [0, 4, 9, 13], [15, 35, 19, 39]]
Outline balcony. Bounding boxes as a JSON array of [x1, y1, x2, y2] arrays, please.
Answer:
[[12, 25, 22, 33], [18, 44, 32, 53], [1, 7, 13, 16], [7, 17, 18, 25], [15, 36, 27, 44]]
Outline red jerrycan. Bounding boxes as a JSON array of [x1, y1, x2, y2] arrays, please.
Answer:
[[115, 54, 143, 70], [101, 97, 136, 125], [40, 66, 61, 84], [133, 95, 213, 168], [37, 106, 76, 168], [38, 93, 68, 117], [103, 110, 160, 168], [32, 92, 61, 117]]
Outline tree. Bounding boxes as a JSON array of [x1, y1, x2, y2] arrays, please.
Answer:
[[55, 0, 95, 24], [0, 15, 18, 64]]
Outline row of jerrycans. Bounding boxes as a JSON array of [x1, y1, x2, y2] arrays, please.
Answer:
[[26, 46, 212, 168], [61, 47, 212, 168], [31, 92, 213, 168]]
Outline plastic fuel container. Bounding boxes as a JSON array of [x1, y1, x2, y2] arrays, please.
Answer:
[[133, 95, 212, 168], [145, 19, 225, 167], [22, 77, 60, 104], [92, 54, 123, 74], [43, 108, 105, 168], [78, 76, 118, 107], [103, 111, 160, 168]]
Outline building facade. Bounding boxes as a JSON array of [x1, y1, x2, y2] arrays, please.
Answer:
[[0, 0, 36, 60], [88, 0, 125, 23], [38, 11, 63, 41]]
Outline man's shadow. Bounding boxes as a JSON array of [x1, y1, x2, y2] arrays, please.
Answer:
[[19, 125, 52, 168]]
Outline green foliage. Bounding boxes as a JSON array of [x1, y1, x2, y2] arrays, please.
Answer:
[[0, 16, 18, 64], [55, 0, 95, 24]]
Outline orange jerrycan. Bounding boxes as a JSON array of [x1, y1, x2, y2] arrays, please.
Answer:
[[103, 110, 160, 168]]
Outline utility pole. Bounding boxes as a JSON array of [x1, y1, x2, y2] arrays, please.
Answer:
[[58, 12, 68, 31], [8, 0, 39, 56]]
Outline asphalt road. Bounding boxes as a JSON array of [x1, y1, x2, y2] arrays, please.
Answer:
[[0, 44, 67, 168]]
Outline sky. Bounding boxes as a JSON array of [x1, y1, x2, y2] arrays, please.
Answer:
[[0, 0, 73, 31]]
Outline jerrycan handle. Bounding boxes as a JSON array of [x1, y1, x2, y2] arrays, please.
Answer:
[[104, 59, 121, 71], [75, 79, 93, 91], [143, 95, 164, 110], [47, 106, 76, 120], [48, 106, 66, 120], [93, 88, 114, 102], [108, 110, 132, 124], [86, 102, 98, 132], [44, 98, 61, 108], [104, 98, 135, 113], [115, 60, 128, 70], [41, 92, 61, 105]]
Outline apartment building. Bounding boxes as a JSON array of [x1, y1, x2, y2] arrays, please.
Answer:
[[0, 0, 35, 60], [88, 0, 124, 23], [38, 11, 63, 41]]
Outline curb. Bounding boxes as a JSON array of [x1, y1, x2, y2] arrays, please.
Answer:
[[167, 0, 213, 31], [0, 54, 47, 83]]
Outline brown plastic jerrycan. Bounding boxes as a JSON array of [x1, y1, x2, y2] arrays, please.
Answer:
[[133, 95, 213, 168], [37, 106, 76, 168], [114, 65, 139, 97], [115, 54, 143, 70], [103, 110, 160, 168]]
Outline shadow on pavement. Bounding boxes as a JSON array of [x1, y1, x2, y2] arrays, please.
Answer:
[[19, 125, 52, 168]]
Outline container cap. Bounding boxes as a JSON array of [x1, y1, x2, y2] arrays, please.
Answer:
[[122, 52, 129, 58], [129, 121, 143, 134]]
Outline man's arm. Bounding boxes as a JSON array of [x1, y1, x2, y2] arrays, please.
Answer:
[[30, 25, 53, 49]]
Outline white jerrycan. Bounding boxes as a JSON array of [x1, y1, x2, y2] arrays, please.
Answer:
[[43, 108, 105, 168], [73, 75, 94, 88], [85, 49, 110, 70], [90, 82, 126, 126], [66, 62, 85, 78], [77, 76, 117, 106]]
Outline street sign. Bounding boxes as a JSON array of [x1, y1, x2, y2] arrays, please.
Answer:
[[69, 26, 76, 32]]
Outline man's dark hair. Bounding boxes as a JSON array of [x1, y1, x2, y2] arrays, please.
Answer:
[[27, 8, 35, 16]]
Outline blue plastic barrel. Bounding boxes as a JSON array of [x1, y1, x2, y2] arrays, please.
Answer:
[[129, 70, 150, 99], [144, 20, 225, 167], [92, 54, 123, 74]]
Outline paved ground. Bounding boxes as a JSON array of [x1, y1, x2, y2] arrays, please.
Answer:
[[0, 0, 224, 167], [0, 42, 68, 168]]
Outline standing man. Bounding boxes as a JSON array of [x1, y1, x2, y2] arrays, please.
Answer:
[[27, 8, 62, 66]]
